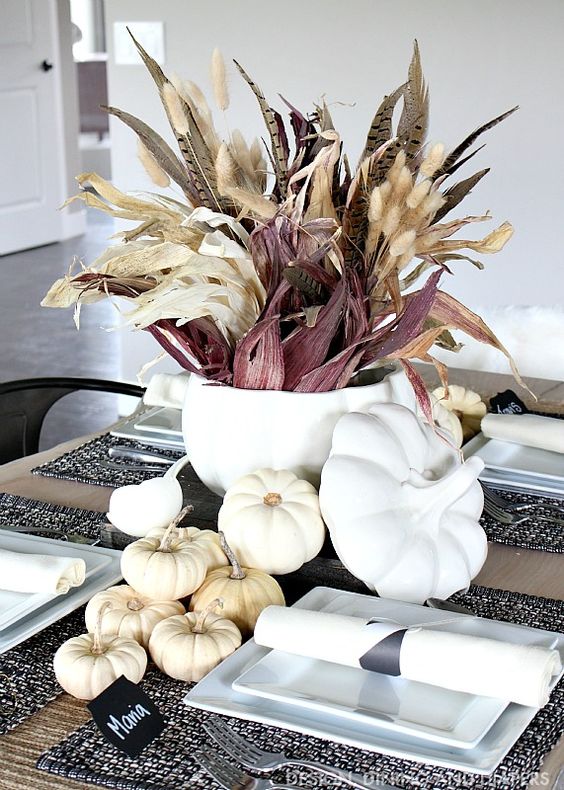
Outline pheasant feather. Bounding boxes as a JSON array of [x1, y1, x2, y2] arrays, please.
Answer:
[[433, 168, 490, 223], [234, 60, 289, 194], [102, 104, 193, 197], [435, 106, 518, 178], [398, 41, 429, 162], [360, 84, 404, 164]]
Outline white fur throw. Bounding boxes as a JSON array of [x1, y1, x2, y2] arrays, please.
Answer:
[[432, 305, 564, 382]]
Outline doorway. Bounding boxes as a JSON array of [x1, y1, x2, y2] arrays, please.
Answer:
[[70, 0, 111, 181]]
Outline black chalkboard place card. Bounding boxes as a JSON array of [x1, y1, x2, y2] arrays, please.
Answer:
[[489, 389, 530, 415], [87, 675, 167, 758]]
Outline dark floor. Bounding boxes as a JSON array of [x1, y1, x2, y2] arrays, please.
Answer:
[[0, 211, 131, 450]]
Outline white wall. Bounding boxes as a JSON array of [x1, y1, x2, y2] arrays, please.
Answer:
[[102, 0, 564, 377]]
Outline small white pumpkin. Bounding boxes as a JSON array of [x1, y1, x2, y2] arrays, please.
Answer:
[[218, 468, 325, 574], [189, 533, 285, 637], [53, 603, 147, 700], [84, 585, 185, 649], [149, 598, 242, 681], [121, 507, 215, 600], [319, 404, 487, 604], [432, 385, 487, 442], [145, 525, 228, 573], [431, 396, 464, 448]]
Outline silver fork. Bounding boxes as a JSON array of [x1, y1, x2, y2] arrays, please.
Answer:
[[195, 747, 299, 790], [481, 482, 564, 517], [481, 489, 564, 526], [98, 459, 169, 474], [108, 446, 175, 465], [204, 716, 394, 790]]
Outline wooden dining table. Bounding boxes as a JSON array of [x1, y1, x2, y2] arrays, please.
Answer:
[[0, 368, 563, 790]]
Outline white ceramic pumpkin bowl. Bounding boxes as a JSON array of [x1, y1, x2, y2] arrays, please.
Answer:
[[182, 365, 415, 495]]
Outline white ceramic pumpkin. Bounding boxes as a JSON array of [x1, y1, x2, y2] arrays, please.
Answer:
[[53, 604, 147, 700], [319, 404, 487, 604], [218, 468, 325, 574], [189, 534, 285, 636], [120, 507, 215, 599], [106, 456, 191, 537], [84, 585, 185, 649], [149, 598, 242, 681], [107, 476, 183, 538]]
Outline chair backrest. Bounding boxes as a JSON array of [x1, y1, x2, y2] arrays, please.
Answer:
[[0, 378, 144, 464]]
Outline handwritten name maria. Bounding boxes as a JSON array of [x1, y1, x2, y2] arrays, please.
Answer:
[[107, 704, 151, 740]]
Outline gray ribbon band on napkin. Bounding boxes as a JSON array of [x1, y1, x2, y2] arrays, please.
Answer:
[[359, 622, 408, 676]]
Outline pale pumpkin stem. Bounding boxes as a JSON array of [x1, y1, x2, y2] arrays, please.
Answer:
[[263, 492, 282, 507], [158, 505, 194, 552], [92, 602, 112, 655], [127, 599, 145, 612], [219, 531, 246, 580], [193, 598, 224, 633]]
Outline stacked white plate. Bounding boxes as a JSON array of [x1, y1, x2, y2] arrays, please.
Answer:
[[464, 432, 564, 497], [111, 406, 184, 450], [0, 531, 122, 653], [185, 587, 564, 775]]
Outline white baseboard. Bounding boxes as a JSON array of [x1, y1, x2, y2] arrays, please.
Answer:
[[60, 208, 87, 240]]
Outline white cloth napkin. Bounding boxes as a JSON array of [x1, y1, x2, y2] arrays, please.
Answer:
[[0, 548, 86, 594], [143, 373, 191, 410], [254, 606, 562, 708], [481, 413, 564, 454]]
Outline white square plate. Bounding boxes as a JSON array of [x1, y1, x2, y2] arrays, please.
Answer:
[[134, 406, 183, 436], [185, 587, 564, 775], [111, 406, 184, 450], [233, 650, 507, 749], [0, 532, 112, 631], [0, 531, 123, 653], [464, 433, 564, 496]]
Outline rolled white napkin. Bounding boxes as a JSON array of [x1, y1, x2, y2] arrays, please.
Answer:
[[481, 413, 564, 454], [254, 606, 562, 708], [143, 373, 191, 410], [0, 548, 86, 594]]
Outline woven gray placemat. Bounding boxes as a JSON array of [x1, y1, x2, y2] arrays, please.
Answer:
[[0, 492, 107, 541], [31, 434, 184, 488], [481, 489, 564, 553], [36, 585, 564, 790], [0, 608, 85, 735], [0, 494, 107, 733]]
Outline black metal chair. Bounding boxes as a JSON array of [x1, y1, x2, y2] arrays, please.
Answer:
[[0, 378, 145, 464]]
